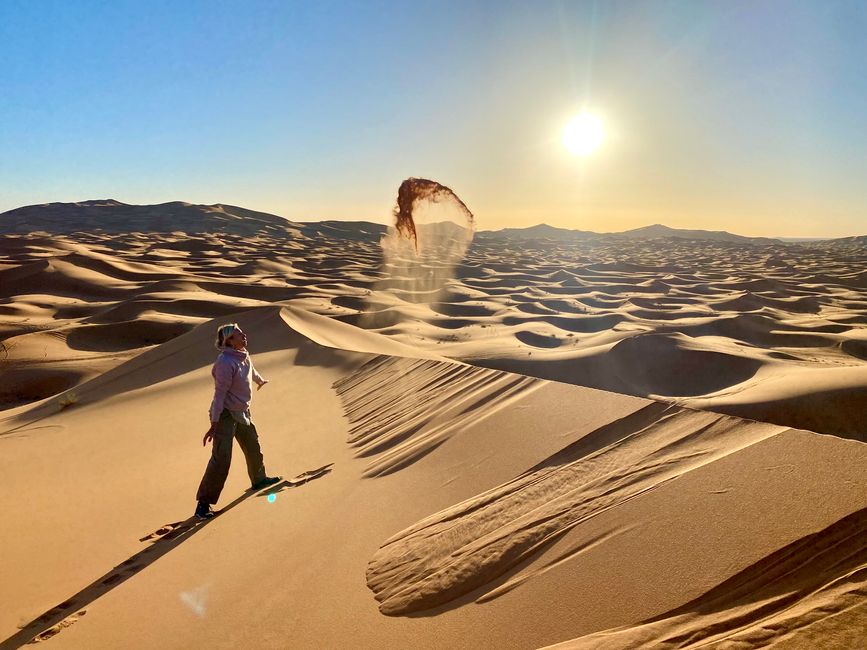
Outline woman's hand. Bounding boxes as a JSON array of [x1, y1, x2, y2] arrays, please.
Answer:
[[256, 379, 270, 391], [203, 423, 217, 446]]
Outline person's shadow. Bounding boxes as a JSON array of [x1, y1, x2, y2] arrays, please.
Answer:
[[253, 463, 333, 497], [1, 464, 333, 648]]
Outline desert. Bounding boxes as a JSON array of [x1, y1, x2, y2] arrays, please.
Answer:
[[3, 2, 867, 647], [1, 198, 865, 648]]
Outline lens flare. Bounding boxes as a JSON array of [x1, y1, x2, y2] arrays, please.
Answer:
[[267, 494, 276, 503]]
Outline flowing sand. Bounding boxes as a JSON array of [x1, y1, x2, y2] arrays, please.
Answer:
[[1, 201, 866, 647]]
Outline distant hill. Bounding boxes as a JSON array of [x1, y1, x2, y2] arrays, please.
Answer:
[[613, 223, 781, 245], [299, 220, 387, 241], [478, 222, 781, 244], [0, 200, 303, 236], [2, 200, 862, 246], [477, 223, 597, 241], [823, 235, 867, 245], [816, 234, 867, 252]]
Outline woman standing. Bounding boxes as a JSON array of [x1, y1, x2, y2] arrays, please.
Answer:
[[195, 323, 280, 518]]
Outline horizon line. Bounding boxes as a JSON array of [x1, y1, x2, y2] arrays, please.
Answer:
[[0, 197, 862, 241]]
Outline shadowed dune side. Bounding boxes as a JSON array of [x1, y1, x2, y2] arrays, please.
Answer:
[[547, 507, 867, 649], [333, 356, 539, 477], [365, 405, 784, 616], [469, 332, 767, 401], [0, 326, 151, 409], [605, 333, 765, 396], [0, 366, 89, 409], [0, 258, 137, 301], [688, 365, 867, 443]]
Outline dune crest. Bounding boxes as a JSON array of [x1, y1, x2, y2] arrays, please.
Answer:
[[365, 404, 783, 615], [333, 355, 539, 477]]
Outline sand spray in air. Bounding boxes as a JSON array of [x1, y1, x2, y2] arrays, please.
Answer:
[[372, 177, 475, 305], [352, 178, 477, 442]]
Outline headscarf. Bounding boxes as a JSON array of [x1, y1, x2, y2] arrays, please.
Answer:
[[215, 323, 238, 349]]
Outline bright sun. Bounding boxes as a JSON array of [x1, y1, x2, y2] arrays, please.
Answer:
[[563, 113, 605, 156]]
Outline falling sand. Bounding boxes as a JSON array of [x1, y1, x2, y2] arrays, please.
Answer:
[[392, 177, 475, 252]]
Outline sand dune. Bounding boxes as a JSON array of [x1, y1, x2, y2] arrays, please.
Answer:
[[0, 306, 864, 648], [1, 200, 866, 647], [548, 506, 867, 649], [366, 404, 783, 615]]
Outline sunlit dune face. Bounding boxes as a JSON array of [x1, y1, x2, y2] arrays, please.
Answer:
[[563, 113, 605, 156]]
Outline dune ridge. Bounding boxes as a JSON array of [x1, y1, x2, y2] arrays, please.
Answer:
[[365, 403, 784, 615]]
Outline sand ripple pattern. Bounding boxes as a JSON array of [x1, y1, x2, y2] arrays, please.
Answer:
[[366, 405, 783, 615], [333, 356, 538, 477]]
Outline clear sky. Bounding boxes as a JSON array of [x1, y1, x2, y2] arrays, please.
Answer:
[[1, 0, 865, 236]]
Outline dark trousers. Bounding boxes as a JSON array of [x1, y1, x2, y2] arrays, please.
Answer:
[[196, 409, 267, 504]]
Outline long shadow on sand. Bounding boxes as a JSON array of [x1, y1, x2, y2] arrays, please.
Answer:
[[1, 493, 249, 648], [1, 464, 335, 648], [253, 464, 334, 498]]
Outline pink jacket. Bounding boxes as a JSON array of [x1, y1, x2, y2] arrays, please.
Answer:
[[208, 348, 265, 422]]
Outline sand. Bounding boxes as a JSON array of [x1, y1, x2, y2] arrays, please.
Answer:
[[1, 200, 866, 648]]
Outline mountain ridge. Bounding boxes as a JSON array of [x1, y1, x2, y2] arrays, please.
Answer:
[[1, 199, 863, 245]]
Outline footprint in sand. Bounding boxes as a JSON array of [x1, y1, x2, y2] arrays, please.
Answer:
[[288, 463, 334, 485], [28, 609, 87, 644], [138, 520, 198, 543], [258, 464, 334, 495]]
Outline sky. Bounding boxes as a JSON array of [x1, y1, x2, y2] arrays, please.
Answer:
[[1, 0, 865, 237]]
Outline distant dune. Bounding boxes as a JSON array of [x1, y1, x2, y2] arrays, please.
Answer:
[[478, 223, 598, 240], [0, 199, 304, 236], [5, 199, 856, 245], [613, 222, 782, 244], [1, 199, 866, 647], [480, 222, 782, 244]]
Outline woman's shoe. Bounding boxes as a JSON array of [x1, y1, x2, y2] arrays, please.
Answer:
[[251, 476, 281, 490], [195, 501, 216, 519]]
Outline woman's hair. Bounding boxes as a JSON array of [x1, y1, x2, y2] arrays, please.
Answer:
[[215, 323, 238, 349]]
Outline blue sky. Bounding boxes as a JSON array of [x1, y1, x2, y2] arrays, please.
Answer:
[[1, 0, 865, 236]]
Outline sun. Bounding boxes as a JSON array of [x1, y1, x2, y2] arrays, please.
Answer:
[[563, 113, 605, 156]]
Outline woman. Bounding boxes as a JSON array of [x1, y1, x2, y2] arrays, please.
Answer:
[[195, 322, 280, 518]]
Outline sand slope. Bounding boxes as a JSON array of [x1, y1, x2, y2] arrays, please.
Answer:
[[547, 507, 867, 649], [2, 201, 867, 647], [2, 306, 866, 648]]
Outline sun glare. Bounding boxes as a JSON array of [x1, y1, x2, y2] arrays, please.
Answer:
[[563, 113, 605, 156]]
